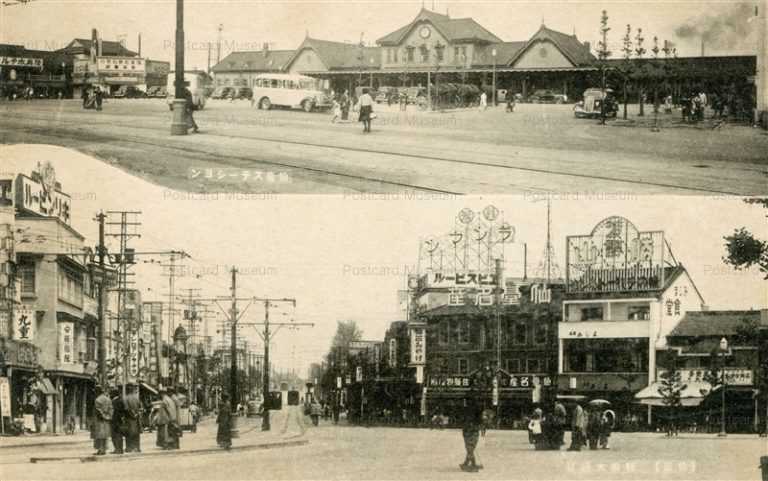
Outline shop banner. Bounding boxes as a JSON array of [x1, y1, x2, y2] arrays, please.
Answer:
[[355, 366, 363, 383], [388, 338, 397, 368], [59, 322, 75, 364], [410, 326, 425, 365], [13, 305, 35, 341], [129, 330, 139, 377], [0, 377, 11, 417], [0, 57, 43, 70]]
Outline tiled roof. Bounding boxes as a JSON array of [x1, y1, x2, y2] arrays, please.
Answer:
[[669, 310, 766, 338], [472, 42, 527, 66], [212, 50, 295, 73], [60, 38, 138, 57], [509, 25, 595, 67], [378, 8, 502, 45], [287, 37, 381, 71]]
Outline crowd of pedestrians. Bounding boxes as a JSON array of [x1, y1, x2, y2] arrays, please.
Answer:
[[526, 401, 614, 452]]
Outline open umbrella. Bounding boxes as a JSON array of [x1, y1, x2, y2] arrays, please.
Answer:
[[588, 399, 611, 407]]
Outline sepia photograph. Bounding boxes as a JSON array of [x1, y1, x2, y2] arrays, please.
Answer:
[[0, 1, 767, 480]]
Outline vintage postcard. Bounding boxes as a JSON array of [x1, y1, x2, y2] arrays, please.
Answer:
[[0, 1, 766, 480]]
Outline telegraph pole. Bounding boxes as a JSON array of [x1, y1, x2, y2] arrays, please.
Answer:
[[229, 268, 238, 410], [95, 212, 107, 388]]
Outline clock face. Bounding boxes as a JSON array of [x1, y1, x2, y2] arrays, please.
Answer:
[[419, 26, 431, 39]]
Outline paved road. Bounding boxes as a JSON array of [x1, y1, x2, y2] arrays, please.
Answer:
[[2, 413, 764, 480], [1, 99, 765, 195]]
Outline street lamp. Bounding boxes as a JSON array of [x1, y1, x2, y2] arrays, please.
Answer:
[[491, 48, 497, 107], [718, 337, 728, 437]]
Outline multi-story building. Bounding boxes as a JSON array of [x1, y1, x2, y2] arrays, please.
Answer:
[[1, 163, 106, 433], [557, 216, 705, 428]]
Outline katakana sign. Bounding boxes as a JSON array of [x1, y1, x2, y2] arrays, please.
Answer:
[[0, 56, 44, 70]]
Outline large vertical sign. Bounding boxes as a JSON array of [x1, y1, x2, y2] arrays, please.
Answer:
[[59, 322, 75, 364], [13, 305, 35, 341], [0, 377, 11, 417], [566, 216, 666, 293], [410, 326, 425, 365], [388, 338, 397, 368], [129, 330, 139, 377]]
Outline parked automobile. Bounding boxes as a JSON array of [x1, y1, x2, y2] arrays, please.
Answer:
[[233, 87, 253, 100], [375, 86, 396, 104], [574, 88, 618, 119], [527, 89, 564, 103], [146, 86, 161, 97], [211, 87, 233, 99], [166, 71, 209, 110], [113, 86, 147, 98]]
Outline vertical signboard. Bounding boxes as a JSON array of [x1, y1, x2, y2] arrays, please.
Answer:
[[388, 338, 397, 368], [59, 322, 75, 364], [0, 377, 11, 418], [13, 305, 35, 341], [410, 326, 426, 365]]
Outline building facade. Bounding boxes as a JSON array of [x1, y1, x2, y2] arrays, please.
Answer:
[[557, 216, 705, 429]]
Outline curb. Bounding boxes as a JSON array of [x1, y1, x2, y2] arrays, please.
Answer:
[[1, 438, 92, 450], [29, 438, 309, 463]]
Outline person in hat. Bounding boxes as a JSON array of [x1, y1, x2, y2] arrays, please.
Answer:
[[110, 386, 126, 454], [459, 390, 483, 472], [91, 385, 112, 455], [165, 387, 181, 449], [123, 383, 143, 453], [586, 406, 603, 450], [568, 403, 586, 451], [217, 393, 233, 450]]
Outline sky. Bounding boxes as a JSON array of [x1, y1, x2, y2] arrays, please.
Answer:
[[0, 0, 762, 72], [2, 144, 766, 379]]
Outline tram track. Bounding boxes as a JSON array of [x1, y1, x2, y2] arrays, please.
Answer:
[[0, 111, 754, 195]]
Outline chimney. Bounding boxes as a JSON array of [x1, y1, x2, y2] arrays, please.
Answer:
[[138, 33, 142, 57], [98, 36, 103, 57], [263, 42, 269, 58]]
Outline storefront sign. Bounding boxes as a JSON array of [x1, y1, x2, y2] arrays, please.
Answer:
[[0, 56, 44, 70], [355, 366, 363, 383], [0, 311, 9, 339], [336, 376, 342, 389], [410, 326, 426, 365], [559, 320, 649, 340], [2, 339, 39, 368], [97, 56, 145, 74], [59, 322, 75, 364], [530, 283, 552, 304], [657, 368, 754, 386], [422, 272, 497, 289], [428, 374, 552, 389], [13, 305, 35, 341], [388, 339, 397, 368], [15, 170, 72, 225], [567, 217, 665, 293], [129, 330, 139, 377], [0, 377, 11, 417]]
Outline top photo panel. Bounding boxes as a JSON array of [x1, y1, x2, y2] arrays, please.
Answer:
[[0, 0, 766, 196]]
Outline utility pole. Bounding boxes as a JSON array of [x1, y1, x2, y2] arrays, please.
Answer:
[[95, 212, 108, 388], [105, 211, 141, 398], [216, 24, 223, 65], [171, 0, 187, 135], [229, 268, 238, 411]]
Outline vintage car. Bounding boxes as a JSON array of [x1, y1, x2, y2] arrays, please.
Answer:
[[574, 88, 618, 119]]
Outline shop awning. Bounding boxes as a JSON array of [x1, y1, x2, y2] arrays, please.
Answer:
[[36, 378, 59, 396], [634, 381, 711, 407], [140, 382, 158, 395]]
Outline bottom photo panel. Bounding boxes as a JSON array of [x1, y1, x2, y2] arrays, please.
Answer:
[[1, 156, 766, 481]]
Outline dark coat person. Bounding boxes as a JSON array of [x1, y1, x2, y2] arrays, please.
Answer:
[[568, 404, 586, 451], [91, 386, 112, 455], [586, 408, 602, 450], [164, 388, 181, 449], [110, 388, 126, 454], [123, 384, 143, 453], [217, 395, 233, 449], [459, 393, 483, 472]]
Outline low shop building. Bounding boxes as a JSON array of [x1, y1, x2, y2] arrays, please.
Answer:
[[212, 46, 295, 90], [641, 309, 768, 433], [558, 216, 705, 430], [0, 44, 72, 99]]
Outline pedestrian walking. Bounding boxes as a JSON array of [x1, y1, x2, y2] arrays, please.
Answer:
[[506, 93, 516, 113], [123, 383, 143, 453], [189, 402, 199, 433], [459, 392, 483, 472], [586, 407, 602, 450], [568, 403, 586, 451], [310, 398, 322, 426], [184, 87, 199, 133], [82, 88, 90, 109], [331, 98, 342, 123], [528, 408, 544, 449], [340, 90, 351, 121], [217, 394, 233, 450], [94, 87, 103, 111], [169, 388, 183, 449], [110, 387, 126, 454], [599, 410, 614, 449], [358, 87, 374, 133], [91, 386, 112, 456], [479, 91, 487, 111], [160, 388, 180, 450], [399, 90, 407, 111], [552, 401, 567, 449]]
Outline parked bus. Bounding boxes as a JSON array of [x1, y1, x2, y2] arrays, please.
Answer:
[[166, 70, 211, 111], [252, 73, 332, 112]]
